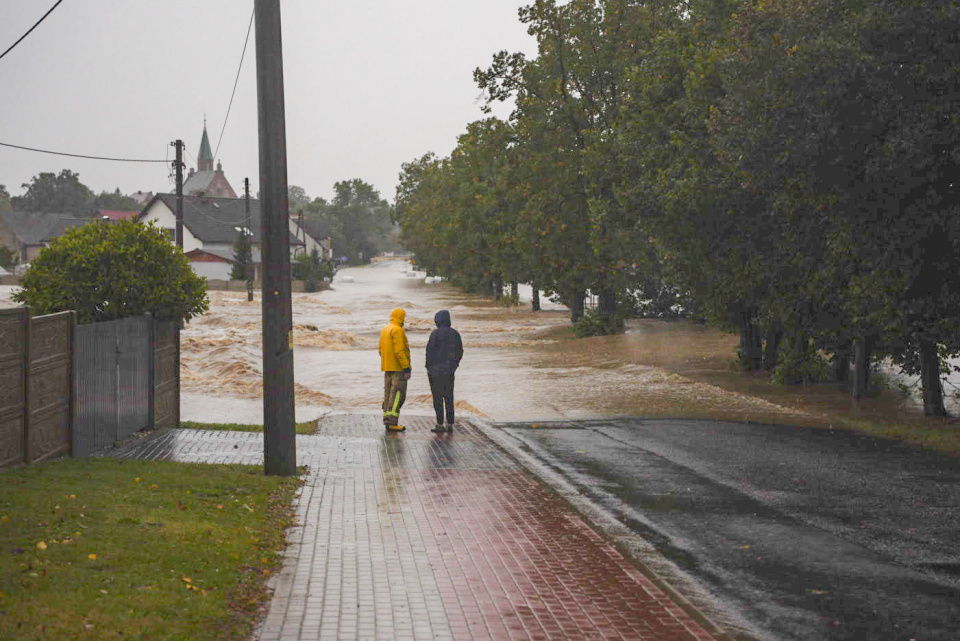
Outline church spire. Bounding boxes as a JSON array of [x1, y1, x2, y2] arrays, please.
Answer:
[[197, 122, 214, 172]]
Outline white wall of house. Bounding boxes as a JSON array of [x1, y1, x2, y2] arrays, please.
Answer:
[[140, 200, 203, 252], [190, 261, 232, 280]]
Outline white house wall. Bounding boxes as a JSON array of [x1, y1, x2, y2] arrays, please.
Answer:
[[141, 201, 202, 252], [190, 261, 232, 280]]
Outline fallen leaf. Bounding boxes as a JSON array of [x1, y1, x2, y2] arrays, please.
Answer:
[[150, 484, 158, 490], [1, 515, 8, 523], [36, 541, 47, 551], [99, 589, 108, 595], [217, 505, 224, 510], [135, 478, 141, 484], [88, 554, 97, 561]]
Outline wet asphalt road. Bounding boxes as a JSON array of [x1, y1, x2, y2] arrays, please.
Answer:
[[497, 418, 960, 641]]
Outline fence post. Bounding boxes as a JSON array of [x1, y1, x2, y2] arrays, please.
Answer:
[[147, 315, 156, 431], [68, 310, 76, 456], [22, 308, 31, 464]]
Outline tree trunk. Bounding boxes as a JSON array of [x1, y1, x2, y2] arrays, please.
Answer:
[[493, 276, 504, 301], [781, 331, 807, 385], [852, 336, 873, 399], [597, 289, 617, 317], [763, 328, 783, 370], [570, 291, 585, 323], [511, 281, 519, 302], [919, 338, 947, 417], [531, 283, 541, 312], [738, 314, 763, 371], [832, 343, 851, 384]]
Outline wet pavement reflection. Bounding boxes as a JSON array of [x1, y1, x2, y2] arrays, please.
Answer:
[[110, 415, 720, 640]]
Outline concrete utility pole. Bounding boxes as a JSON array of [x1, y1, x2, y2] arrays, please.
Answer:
[[255, 0, 296, 476], [172, 140, 184, 248], [245, 177, 254, 302]]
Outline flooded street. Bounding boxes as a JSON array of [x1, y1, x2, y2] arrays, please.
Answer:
[[0, 266, 951, 427], [176, 260, 814, 425]]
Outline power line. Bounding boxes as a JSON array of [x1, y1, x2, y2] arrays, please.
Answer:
[[213, 8, 255, 162], [0, 0, 67, 62], [0, 141, 168, 163]]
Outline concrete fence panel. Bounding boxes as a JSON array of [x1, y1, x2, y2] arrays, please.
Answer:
[[26, 311, 73, 463], [0, 308, 28, 468]]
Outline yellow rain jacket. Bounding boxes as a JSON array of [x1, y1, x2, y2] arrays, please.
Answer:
[[379, 308, 411, 371]]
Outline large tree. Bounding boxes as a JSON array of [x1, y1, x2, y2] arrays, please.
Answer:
[[11, 169, 95, 214], [0, 184, 11, 211]]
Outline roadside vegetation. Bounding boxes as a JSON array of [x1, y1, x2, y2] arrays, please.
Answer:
[[0, 458, 302, 640], [394, 0, 960, 418]]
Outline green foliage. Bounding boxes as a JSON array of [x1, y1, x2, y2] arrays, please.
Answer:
[[11, 169, 95, 214], [572, 307, 626, 338], [0, 184, 11, 211], [293, 248, 332, 292], [771, 345, 831, 386], [92, 187, 140, 212], [230, 228, 254, 281], [0, 246, 17, 270], [13, 219, 208, 324], [302, 179, 395, 264]]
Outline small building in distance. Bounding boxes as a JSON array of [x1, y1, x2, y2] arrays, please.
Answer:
[[0, 211, 96, 264]]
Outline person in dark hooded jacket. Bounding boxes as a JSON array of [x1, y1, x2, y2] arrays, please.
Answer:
[[425, 310, 463, 433]]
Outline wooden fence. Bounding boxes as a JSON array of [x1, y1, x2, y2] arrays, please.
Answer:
[[0, 308, 179, 468]]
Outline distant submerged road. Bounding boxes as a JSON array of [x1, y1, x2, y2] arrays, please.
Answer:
[[496, 418, 960, 641]]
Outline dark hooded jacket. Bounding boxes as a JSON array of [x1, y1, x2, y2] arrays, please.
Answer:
[[425, 310, 463, 375]]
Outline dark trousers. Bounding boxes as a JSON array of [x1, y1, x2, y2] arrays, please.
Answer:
[[428, 371, 455, 425]]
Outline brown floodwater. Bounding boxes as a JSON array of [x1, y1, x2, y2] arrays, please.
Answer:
[[175, 260, 898, 427], [0, 269, 946, 431]]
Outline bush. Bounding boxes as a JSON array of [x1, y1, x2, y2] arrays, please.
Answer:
[[13, 219, 208, 324], [771, 343, 831, 385], [572, 307, 626, 338]]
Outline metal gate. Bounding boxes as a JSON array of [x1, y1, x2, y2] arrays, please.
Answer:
[[72, 315, 152, 457]]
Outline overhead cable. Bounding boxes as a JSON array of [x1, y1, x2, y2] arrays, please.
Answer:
[[0, 141, 168, 163], [213, 8, 255, 161], [0, 0, 67, 62]]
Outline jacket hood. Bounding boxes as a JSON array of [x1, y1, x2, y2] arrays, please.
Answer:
[[390, 308, 406, 326], [434, 310, 451, 328]]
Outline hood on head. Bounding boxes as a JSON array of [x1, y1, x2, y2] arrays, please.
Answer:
[[434, 310, 451, 328], [390, 308, 406, 326]]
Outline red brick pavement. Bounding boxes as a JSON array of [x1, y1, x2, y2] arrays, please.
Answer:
[[114, 414, 722, 640]]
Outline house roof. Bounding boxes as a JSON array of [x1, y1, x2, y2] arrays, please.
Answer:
[[182, 170, 218, 195], [143, 194, 303, 247], [187, 246, 262, 264], [98, 210, 138, 221], [0, 211, 95, 245]]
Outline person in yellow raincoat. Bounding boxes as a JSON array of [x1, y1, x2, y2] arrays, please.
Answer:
[[379, 308, 411, 431]]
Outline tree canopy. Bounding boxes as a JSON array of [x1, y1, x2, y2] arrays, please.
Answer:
[[393, 0, 960, 415]]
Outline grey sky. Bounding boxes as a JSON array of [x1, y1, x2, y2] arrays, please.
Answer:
[[1, 0, 535, 205]]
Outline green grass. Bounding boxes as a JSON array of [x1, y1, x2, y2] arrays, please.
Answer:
[[0, 458, 302, 640], [180, 421, 317, 435]]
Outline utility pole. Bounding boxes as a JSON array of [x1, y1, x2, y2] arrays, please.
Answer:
[[245, 177, 254, 302], [172, 140, 184, 248], [255, 0, 296, 476], [171, 139, 185, 429]]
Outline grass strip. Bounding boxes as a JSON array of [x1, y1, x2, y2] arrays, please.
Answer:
[[0, 458, 303, 640], [180, 421, 317, 435]]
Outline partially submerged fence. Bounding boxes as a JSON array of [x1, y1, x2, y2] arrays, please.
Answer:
[[0, 309, 179, 467]]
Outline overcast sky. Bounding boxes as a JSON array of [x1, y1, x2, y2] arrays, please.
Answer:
[[0, 0, 536, 205]]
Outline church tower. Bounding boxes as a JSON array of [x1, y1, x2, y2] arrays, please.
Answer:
[[197, 124, 214, 172], [182, 120, 237, 198]]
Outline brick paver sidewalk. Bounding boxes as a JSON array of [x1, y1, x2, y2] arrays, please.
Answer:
[[115, 414, 722, 641]]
